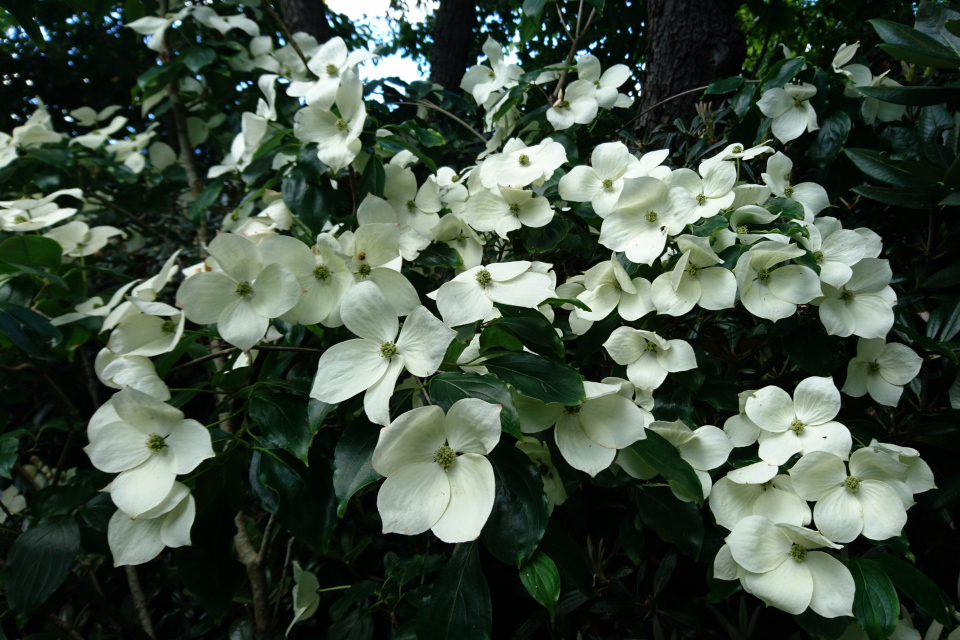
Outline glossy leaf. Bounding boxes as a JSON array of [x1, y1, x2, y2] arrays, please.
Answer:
[[5, 515, 80, 618], [430, 372, 523, 440], [333, 418, 382, 517], [519, 551, 560, 617], [259, 448, 337, 550], [635, 486, 703, 559], [850, 558, 899, 640], [417, 541, 491, 640], [863, 555, 950, 625], [493, 315, 565, 362], [870, 18, 960, 68], [628, 431, 703, 505], [250, 391, 313, 463], [481, 444, 549, 566], [482, 352, 585, 405], [856, 84, 960, 106]]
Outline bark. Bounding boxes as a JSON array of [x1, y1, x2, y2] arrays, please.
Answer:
[[278, 0, 331, 43], [429, 0, 477, 90], [636, 0, 746, 130]]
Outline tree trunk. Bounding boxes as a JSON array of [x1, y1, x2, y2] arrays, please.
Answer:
[[636, 0, 745, 130], [429, 0, 477, 90], [278, 0, 330, 43]]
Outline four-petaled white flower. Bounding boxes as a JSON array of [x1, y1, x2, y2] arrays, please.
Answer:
[[0, 188, 82, 231], [734, 242, 822, 321], [603, 327, 697, 390], [599, 177, 683, 265], [651, 235, 737, 316], [460, 37, 523, 104], [745, 376, 852, 465], [547, 80, 599, 131], [817, 258, 896, 339], [762, 152, 830, 221], [310, 281, 456, 425], [84, 388, 214, 518], [757, 82, 820, 143], [842, 338, 922, 406], [666, 161, 737, 223], [107, 481, 195, 566], [574, 254, 654, 322], [798, 217, 866, 288], [576, 54, 633, 109], [372, 399, 502, 543], [430, 261, 555, 327], [710, 462, 811, 530], [293, 70, 366, 172], [558, 142, 646, 217], [463, 186, 554, 239]]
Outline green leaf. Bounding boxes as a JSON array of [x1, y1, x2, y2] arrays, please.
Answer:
[[416, 541, 491, 640], [628, 431, 703, 505], [188, 181, 223, 226], [358, 154, 385, 200], [378, 135, 438, 173], [844, 149, 940, 188], [522, 216, 569, 253], [250, 391, 312, 463], [413, 244, 463, 269], [25, 147, 73, 169], [781, 322, 841, 376], [856, 85, 960, 106], [0, 235, 62, 270], [481, 444, 549, 566], [430, 372, 522, 440], [808, 111, 851, 167], [538, 520, 595, 594], [540, 297, 592, 312], [850, 558, 899, 640], [870, 19, 960, 68], [491, 315, 564, 361], [761, 57, 804, 90], [863, 555, 950, 625], [0, 302, 62, 358], [0, 0, 44, 45], [5, 515, 80, 618], [583, 0, 604, 15], [258, 448, 337, 550], [333, 418, 382, 517], [183, 45, 217, 72], [704, 76, 744, 95], [731, 82, 757, 120], [519, 551, 560, 618], [482, 352, 585, 405], [282, 167, 330, 235], [479, 324, 524, 354], [0, 435, 17, 479], [923, 262, 960, 288], [522, 0, 546, 17], [852, 185, 948, 209], [635, 486, 703, 559]]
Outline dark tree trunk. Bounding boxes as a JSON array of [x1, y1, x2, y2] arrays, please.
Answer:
[[429, 0, 477, 90], [636, 0, 746, 129], [278, 0, 330, 43]]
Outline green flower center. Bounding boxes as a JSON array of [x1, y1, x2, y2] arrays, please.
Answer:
[[455, 232, 466, 244], [644, 341, 658, 352], [813, 250, 824, 262], [645, 210, 658, 223], [379, 341, 397, 358], [558, 100, 570, 109], [732, 145, 743, 154], [839, 289, 856, 302], [685, 263, 701, 278], [789, 419, 805, 434], [235, 281, 252, 297], [602, 178, 613, 189], [563, 403, 583, 414], [160, 320, 176, 335], [451, 174, 460, 182], [868, 361, 881, 373], [509, 203, 521, 215], [146, 434, 166, 452], [406, 199, 417, 211], [736, 225, 748, 234], [844, 476, 861, 492], [476, 269, 492, 286], [696, 193, 707, 205], [357, 263, 372, 277], [435, 444, 456, 469], [792, 99, 803, 109], [784, 185, 794, 198], [518, 154, 530, 166], [487, 69, 496, 79], [13, 215, 27, 224], [756, 268, 772, 284], [335, 118, 348, 132], [325, 63, 339, 76], [789, 543, 807, 562], [759, 479, 775, 490], [313, 264, 332, 282]]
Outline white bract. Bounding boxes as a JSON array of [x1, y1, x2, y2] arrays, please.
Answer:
[[0, 188, 82, 231], [84, 388, 214, 518], [576, 54, 633, 109], [176, 233, 301, 350], [293, 70, 366, 172], [757, 82, 820, 143], [107, 481, 195, 566], [372, 399, 501, 543], [547, 80, 599, 130], [558, 142, 646, 217], [603, 327, 697, 390], [665, 161, 737, 221], [310, 282, 455, 425], [460, 37, 523, 104], [734, 242, 822, 321], [431, 261, 555, 327], [745, 376, 852, 464], [599, 177, 683, 265], [797, 217, 866, 288], [817, 258, 896, 339], [44, 221, 126, 258], [761, 152, 830, 221], [651, 235, 736, 315], [462, 186, 554, 239], [842, 338, 922, 406], [709, 463, 811, 529], [719, 515, 854, 617], [574, 254, 654, 321]]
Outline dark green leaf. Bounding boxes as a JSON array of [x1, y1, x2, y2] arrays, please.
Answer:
[[870, 19, 960, 68], [413, 244, 463, 269], [856, 85, 960, 106], [492, 315, 564, 361], [417, 542, 491, 640], [0, 435, 17, 479], [188, 181, 222, 226], [522, 216, 569, 253], [850, 558, 899, 640], [378, 135, 437, 173], [479, 324, 524, 354], [519, 551, 560, 617], [540, 297, 592, 312], [358, 154, 386, 200], [183, 45, 217, 72], [0, 235, 62, 270], [483, 352, 585, 405], [538, 520, 595, 594], [808, 111, 851, 167], [5, 515, 80, 618], [863, 555, 950, 625], [731, 83, 757, 120], [25, 147, 73, 169], [259, 448, 337, 550], [177, 543, 245, 622], [704, 76, 744, 95], [628, 431, 703, 505], [481, 444, 549, 566], [282, 167, 330, 235], [635, 486, 703, 559], [250, 391, 312, 463], [761, 57, 804, 90], [583, 0, 604, 15], [852, 185, 948, 209], [923, 263, 960, 288], [844, 149, 939, 188], [0, 302, 62, 358], [333, 419, 382, 517], [430, 372, 522, 440]]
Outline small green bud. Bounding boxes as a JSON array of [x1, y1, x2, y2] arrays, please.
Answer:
[[868, 361, 881, 373], [736, 225, 748, 234], [789, 543, 807, 562], [476, 269, 492, 286], [563, 403, 582, 415], [509, 203, 521, 215], [732, 145, 743, 154], [844, 476, 861, 492], [685, 263, 701, 278], [784, 185, 794, 198], [160, 320, 176, 335], [325, 63, 339, 76], [335, 118, 348, 132], [789, 419, 805, 434], [379, 341, 397, 358], [756, 268, 772, 284], [235, 281, 253, 297], [435, 444, 456, 469], [406, 200, 417, 211], [357, 263, 372, 277], [602, 178, 614, 189], [146, 434, 166, 452], [696, 193, 707, 205], [813, 250, 824, 262], [517, 154, 530, 166], [840, 289, 856, 302], [645, 210, 658, 223], [644, 341, 658, 353], [313, 264, 332, 282]]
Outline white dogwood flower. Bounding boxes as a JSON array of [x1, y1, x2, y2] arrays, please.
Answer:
[[599, 177, 684, 265], [647, 420, 733, 499], [95, 348, 170, 400], [746, 376, 852, 465], [798, 217, 866, 288], [460, 37, 523, 104], [479, 138, 567, 189], [666, 161, 737, 222], [574, 254, 654, 321], [576, 54, 633, 109], [651, 235, 736, 315], [372, 399, 501, 542], [107, 300, 185, 357], [431, 214, 484, 271], [842, 338, 922, 406], [176, 233, 301, 350], [558, 142, 646, 217], [734, 242, 822, 321], [285, 36, 375, 109], [709, 463, 811, 530], [603, 327, 697, 390], [790, 448, 908, 543], [723, 389, 760, 447], [0, 188, 82, 231], [293, 70, 366, 172], [44, 221, 126, 257], [310, 282, 455, 425], [547, 80, 599, 130], [762, 152, 830, 221], [84, 388, 214, 518], [462, 186, 554, 239], [431, 261, 555, 327], [817, 258, 895, 339], [757, 83, 820, 143], [107, 481, 195, 566]]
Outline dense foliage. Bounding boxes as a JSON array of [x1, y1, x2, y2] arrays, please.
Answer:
[[1, 1, 959, 640]]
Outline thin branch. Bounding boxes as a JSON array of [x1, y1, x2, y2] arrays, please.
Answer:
[[167, 348, 238, 374], [253, 345, 325, 355], [235, 511, 273, 640], [125, 566, 156, 639], [555, 1, 572, 40], [47, 614, 85, 640], [262, 2, 318, 79], [272, 536, 296, 621], [389, 100, 487, 144], [550, 7, 597, 102]]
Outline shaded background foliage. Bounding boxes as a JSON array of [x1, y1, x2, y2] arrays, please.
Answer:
[[0, 0, 959, 639]]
